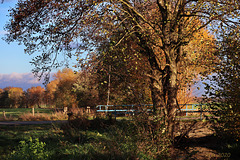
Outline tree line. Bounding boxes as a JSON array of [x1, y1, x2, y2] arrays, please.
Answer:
[[0, 64, 199, 109], [0, 68, 97, 108]]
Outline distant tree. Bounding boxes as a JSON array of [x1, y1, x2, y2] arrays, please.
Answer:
[[7, 87, 24, 108], [0, 88, 5, 107], [0, 87, 11, 107], [73, 70, 99, 107], [27, 86, 45, 108], [53, 68, 78, 108], [45, 79, 58, 107]]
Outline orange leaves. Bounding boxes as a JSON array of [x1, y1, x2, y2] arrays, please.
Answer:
[[27, 86, 45, 95], [27, 86, 45, 107], [47, 68, 78, 108], [8, 87, 24, 99], [54, 68, 77, 81], [6, 87, 24, 108]]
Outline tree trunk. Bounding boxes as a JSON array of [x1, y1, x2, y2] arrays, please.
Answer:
[[165, 62, 178, 139], [149, 69, 166, 119], [148, 50, 179, 139]]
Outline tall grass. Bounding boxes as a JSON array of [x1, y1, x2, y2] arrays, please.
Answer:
[[18, 112, 68, 121], [0, 108, 54, 121]]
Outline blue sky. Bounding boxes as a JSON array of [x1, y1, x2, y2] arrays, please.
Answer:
[[0, 0, 76, 90], [0, 0, 46, 89], [0, 0, 32, 74]]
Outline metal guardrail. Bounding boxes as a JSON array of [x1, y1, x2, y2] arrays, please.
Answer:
[[96, 104, 208, 120]]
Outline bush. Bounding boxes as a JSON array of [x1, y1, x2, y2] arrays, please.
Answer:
[[209, 103, 240, 141], [7, 137, 49, 160], [131, 112, 171, 159], [61, 111, 170, 159]]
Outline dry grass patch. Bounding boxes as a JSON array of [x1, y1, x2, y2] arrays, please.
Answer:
[[18, 112, 68, 121]]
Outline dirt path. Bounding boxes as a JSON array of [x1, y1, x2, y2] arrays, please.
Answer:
[[0, 120, 67, 125], [173, 121, 227, 160]]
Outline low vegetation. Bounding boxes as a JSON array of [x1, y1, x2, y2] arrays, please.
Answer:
[[0, 108, 55, 121], [1, 114, 240, 160], [0, 112, 171, 160]]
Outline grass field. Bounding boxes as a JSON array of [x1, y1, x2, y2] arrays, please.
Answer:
[[0, 124, 53, 157], [0, 118, 160, 160], [0, 116, 240, 159], [0, 108, 67, 121], [0, 108, 53, 116]]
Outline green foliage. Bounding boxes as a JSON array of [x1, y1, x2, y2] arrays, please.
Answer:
[[61, 114, 170, 159], [72, 71, 99, 107], [7, 137, 49, 160], [203, 28, 240, 140]]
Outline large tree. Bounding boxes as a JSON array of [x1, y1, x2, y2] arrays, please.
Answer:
[[4, 0, 240, 138], [92, 18, 216, 106]]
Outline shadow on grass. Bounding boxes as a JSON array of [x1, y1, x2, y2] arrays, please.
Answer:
[[174, 132, 240, 160]]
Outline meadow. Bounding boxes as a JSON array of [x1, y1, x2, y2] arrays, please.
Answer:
[[0, 116, 166, 160], [0, 108, 240, 159], [0, 108, 68, 121]]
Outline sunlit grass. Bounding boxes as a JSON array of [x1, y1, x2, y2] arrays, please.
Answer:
[[0, 108, 55, 121]]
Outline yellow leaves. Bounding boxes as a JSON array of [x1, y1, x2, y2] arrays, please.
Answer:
[[8, 87, 24, 98]]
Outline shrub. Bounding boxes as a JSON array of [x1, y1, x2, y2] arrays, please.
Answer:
[[61, 111, 170, 159], [132, 112, 171, 159], [209, 103, 240, 141], [7, 137, 49, 160]]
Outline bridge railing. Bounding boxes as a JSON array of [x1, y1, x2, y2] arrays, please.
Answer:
[[96, 104, 210, 120]]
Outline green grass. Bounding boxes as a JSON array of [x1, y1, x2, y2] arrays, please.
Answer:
[[0, 117, 171, 160], [2, 115, 238, 160], [0, 108, 54, 120], [0, 124, 53, 157], [0, 122, 135, 159]]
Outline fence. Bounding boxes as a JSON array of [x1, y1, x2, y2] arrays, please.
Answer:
[[96, 104, 209, 120]]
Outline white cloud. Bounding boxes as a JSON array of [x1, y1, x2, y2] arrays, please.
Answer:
[[9, 72, 24, 80], [0, 72, 44, 90]]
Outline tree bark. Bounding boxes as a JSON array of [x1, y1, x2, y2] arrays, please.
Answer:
[[165, 61, 178, 138]]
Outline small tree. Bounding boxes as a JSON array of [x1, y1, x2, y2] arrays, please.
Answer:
[[53, 68, 78, 109], [203, 28, 240, 140], [73, 70, 99, 107]]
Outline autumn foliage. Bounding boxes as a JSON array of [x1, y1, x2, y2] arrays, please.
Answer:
[[2, 0, 240, 141]]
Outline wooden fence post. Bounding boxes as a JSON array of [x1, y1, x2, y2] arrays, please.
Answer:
[[64, 107, 68, 113], [86, 106, 90, 114], [3, 111, 6, 119], [32, 107, 35, 116]]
